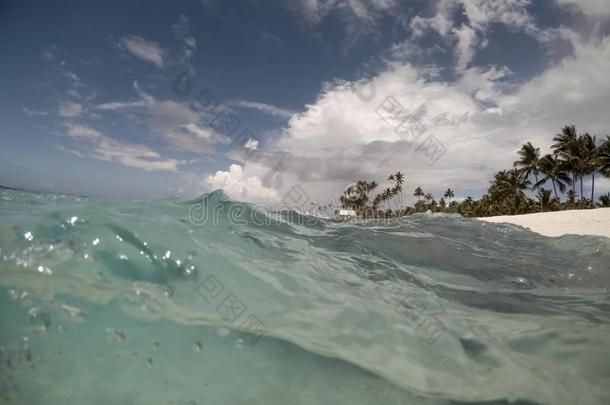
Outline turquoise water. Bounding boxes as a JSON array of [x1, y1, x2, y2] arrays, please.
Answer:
[[1, 188, 609, 404]]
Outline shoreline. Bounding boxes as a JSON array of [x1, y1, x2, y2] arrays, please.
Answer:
[[478, 207, 610, 238]]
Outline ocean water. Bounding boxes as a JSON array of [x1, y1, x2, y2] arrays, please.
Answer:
[[1, 188, 609, 405]]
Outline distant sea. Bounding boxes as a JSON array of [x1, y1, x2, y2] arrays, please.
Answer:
[[1, 188, 609, 404]]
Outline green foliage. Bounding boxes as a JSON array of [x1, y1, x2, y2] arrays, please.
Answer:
[[338, 125, 609, 218]]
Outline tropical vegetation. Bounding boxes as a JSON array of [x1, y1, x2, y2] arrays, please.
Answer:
[[335, 125, 610, 218]]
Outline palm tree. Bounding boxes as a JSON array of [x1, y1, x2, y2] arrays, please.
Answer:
[[552, 125, 581, 199], [599, 193, 610, 207], [580, 133, 599, 207], [423, 192, 436, 210], [341, 180, 378, 212], [394, 172, 405, 186], [488, 170, 531, 214], [599, 136, 610, 178], [554, 126, 599, 204], [443, 188, 455, 201], [567, 189, 576, 205], [514, 142, 541, 208], [413, 186, 424, 201], [386, 172, 405, 209], [393, 171, 405, 208], [534, 154, 572, 200], [538, 188, 555, 211]]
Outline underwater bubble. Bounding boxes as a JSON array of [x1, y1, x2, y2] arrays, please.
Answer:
[[25, 307, 51, 334], [512, 276, 533, 289], [55, 302, 88, 322], [105, 328, 126, 343], [37, 265, 52, 275], [118, 283, 169, 321], [179, 263, 198, 280]]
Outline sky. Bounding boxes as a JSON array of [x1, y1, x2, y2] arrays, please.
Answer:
[[1, 0, 610, 206]]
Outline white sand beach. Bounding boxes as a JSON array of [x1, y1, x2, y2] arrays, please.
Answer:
[[479, 208, 610, 238]]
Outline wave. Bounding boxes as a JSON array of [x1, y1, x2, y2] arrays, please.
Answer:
[[1, 188, 609, 404]]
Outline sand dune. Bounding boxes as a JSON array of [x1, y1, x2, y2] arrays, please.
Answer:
[[478, 208, 610, 238]]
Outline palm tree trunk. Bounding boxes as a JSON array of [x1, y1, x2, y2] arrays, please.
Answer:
[[551, 179, 558, 199], [591, 172, 595, 208], [580, 176, 584, 202], [534, 173, 541, 211], [572, 173, 576, 204]]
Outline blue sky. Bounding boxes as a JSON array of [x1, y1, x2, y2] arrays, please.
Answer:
[[1, 0, 609, 203]]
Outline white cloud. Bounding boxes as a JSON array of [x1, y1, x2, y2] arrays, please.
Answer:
[[173, 15, 197, 63], [60, 122, 184, 172], [119, 35, 165, 68], [231, 100, 296, 118], [97, 100, 148, 111], [41, 45, 57, 61], [459, 0, 537, 32], [64, 122, 102, 141], [146, 100, 231, 153], [62, 69, 83, 87], [58, 101, 84, 118], [244, 138, 259, 151], [410, 0, 455, 38], [96, 82, 153, 111], [213, 32, 610, 204], [452, 24, 479, 70], [288, 0, 400, 42], [409, 0, 563, 72], [206, 164, 280, 204], [555, 0, 610, 18], [22, 107, 48, 117], [503, 35, 610, 138], [95, 82, 229, 154], [164, 122, 231, 153], [133, 81, 155, 105], [91, 137, 183, 172]]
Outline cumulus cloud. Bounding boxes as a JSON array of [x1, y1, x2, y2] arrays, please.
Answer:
[[212, 31, 610, 204], [206, 164, 279, 204], [119, 35, 165, 68]]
